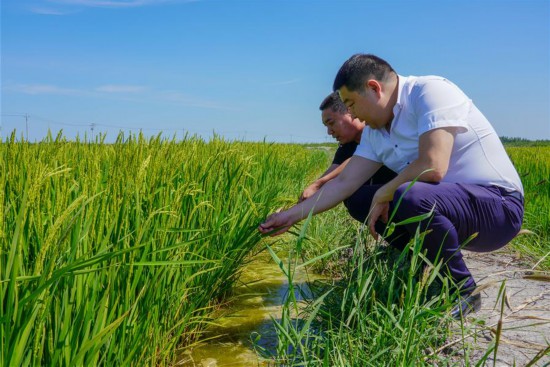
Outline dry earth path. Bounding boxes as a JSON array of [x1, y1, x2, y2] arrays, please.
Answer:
[[444, 250, 550, 366]]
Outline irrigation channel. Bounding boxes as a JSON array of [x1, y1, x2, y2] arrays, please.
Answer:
[[177, 252, 323, 366]]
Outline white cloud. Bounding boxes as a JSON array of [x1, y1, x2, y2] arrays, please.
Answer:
[[8, 84, 83, 95], [5, 82, 236, 110], [25, 0, 198, 14], [96, 85, 147, 93], [47, 0, 197, 8], [266, 78, 302, 86]]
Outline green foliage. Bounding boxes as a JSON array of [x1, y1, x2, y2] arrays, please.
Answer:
[[501, 137, 550, 147], [260, 220, 457, 366], [260, 145, 550, 366], [506, 146, 550, 268], [0, 132, 329, 366]]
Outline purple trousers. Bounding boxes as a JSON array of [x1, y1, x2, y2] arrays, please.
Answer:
[[344, 181, 524, 293]]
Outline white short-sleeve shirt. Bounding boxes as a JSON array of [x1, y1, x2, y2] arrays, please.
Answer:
[[354, 75, 524, 194]]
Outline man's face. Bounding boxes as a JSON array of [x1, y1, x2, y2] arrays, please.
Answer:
[[321, 108, 360, 144], [338, 85, 382, 130]]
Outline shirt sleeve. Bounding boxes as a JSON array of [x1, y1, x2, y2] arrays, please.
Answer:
[[412, 78, 471, 136], [332, 142, 357, 165], [353, 129, 382, 163]]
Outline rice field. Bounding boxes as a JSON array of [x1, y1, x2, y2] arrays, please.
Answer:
[[0, 132, 327, 366], [300, 144, 550, 272], [1, 133, 548, 366], [258, 143, 550, 366], [507, 146, 550, 267]]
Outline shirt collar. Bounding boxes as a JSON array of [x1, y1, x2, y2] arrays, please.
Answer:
[[394, 74, 407, 111], [387, 75, 408, 134]]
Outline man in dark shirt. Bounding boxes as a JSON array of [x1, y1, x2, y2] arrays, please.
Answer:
[[299, 92, 396, 222]]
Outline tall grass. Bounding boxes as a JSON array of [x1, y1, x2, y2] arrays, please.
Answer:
[[259, 221, 458, 366], [257, 145, 550, 365], [0, 131, 329, 366]]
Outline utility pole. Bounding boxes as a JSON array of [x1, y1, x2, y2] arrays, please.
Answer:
[[90, 122, 95, 141], [25, 114, 29, 141]]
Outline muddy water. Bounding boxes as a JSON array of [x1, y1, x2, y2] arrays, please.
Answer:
[[177, 254, 320, 367]]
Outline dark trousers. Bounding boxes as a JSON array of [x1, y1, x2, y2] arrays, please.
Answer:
[[344, 175, 524, 293]]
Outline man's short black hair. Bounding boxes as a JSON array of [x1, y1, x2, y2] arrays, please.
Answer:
[[333, 54, 396, 92], [319, 92, 348, 114]]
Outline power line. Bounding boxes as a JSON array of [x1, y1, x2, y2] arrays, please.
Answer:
[[1, 113, 329, 143], [1, 113, 29, 140]]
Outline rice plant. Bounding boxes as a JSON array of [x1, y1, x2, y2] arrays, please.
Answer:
[[256, 144, 550, 366], [258, 219, 458, 366], [506, 146, 550, 268], [0, 131, 329, 366]]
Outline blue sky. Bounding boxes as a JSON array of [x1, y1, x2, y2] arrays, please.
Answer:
[[2, 0, 549, 143]]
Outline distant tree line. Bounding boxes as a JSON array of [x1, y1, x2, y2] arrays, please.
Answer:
[[500, 136, 550, 147]]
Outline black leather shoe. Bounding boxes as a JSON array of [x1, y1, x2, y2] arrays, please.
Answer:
[[451, 292, 481, 320]]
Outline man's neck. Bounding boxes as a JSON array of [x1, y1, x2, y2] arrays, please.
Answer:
[[384, 75, 400, 133], [354, 125, 365, 143]]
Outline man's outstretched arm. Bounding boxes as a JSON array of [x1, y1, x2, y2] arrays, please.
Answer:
[[260, 156, 381, 236], [299, 158, 352, 202]]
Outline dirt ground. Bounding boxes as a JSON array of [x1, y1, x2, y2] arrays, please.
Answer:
[[444, 249, 550, 366]]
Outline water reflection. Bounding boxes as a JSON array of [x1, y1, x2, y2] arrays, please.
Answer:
[[177, 254, 321, 367]]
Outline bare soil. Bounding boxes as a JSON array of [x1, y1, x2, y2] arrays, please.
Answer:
[[444, 249, 550, 366]]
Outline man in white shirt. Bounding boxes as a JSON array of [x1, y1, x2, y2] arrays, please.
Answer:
[[299, 92, 396, 219], [259, 54, 524, 319]]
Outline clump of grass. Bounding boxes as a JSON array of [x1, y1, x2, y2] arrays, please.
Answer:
[[258, 216, 461, 366]]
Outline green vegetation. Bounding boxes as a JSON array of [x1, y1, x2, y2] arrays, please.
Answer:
[[0, 132, 327, 366], [507, 146, 550, 268], [260, 231, 456, 365], [500, 137, 550, 147], [258, 143, 550, 366], [2, 131, 548, 366]]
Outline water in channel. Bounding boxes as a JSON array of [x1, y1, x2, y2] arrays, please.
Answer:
[[177, 252, 321, 367]]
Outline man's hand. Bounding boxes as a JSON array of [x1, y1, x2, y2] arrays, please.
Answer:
[[262, 156, 382, 237], [368, 202, 389, 240], [258, 210, 295, 236], [298, 182, 321, 202], [367, 185, 393, 240]]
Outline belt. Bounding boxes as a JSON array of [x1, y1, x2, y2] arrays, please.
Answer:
[[496, 186, 523, 202]]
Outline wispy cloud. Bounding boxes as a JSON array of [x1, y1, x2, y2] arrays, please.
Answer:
[[96, 85, 147, 93], [6, 82, 238, 111], [266, 78, 302, 86], [47, 0, 197, 8], [8, 84, 84, 95], [27, 0, 198, 14]]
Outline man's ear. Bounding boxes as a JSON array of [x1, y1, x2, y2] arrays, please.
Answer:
[[366, 79, 382, 97]]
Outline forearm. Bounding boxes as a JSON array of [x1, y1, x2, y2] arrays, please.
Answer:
[[290, 175, 358, 222], [375, 128, 455, 203], [375, 159, 444, 202], [316, 159, 350, 186], [260, 156, 381, 236]]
